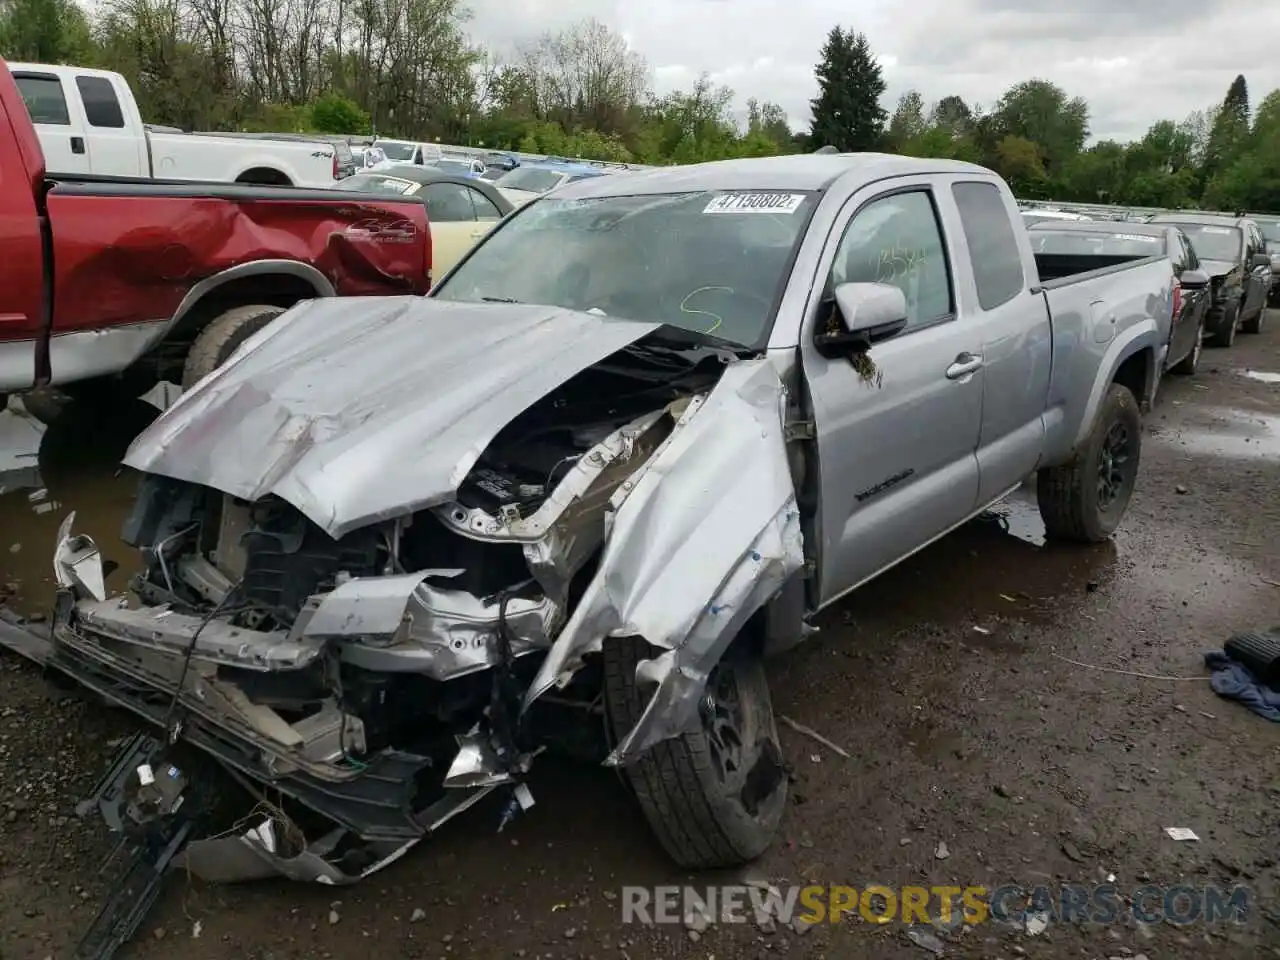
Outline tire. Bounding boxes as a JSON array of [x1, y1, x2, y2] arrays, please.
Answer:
[[602, 635, 787, 869], [1036, 383, 1141, 543], [1206, 300, 1237, 348], [1169, 316, 1203, 376], [182, 304, 284, 388], [1241, 301, 1265, 334]]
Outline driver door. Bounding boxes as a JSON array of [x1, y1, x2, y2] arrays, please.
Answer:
[[800, 180, 984, 607]]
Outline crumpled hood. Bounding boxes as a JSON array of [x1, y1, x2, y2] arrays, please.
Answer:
[[124, 297, 658, 538], [1199, 258, 1236, 279]]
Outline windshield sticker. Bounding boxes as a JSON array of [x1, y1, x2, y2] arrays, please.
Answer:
[[1109, 234, 1161, 243], [703, 193, 806, 214]]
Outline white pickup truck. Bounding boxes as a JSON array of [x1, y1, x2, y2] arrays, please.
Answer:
[[11, 63, 342, 187]]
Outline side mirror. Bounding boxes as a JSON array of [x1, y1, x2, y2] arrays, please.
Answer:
[[816, 282, 909, 356], [1179, 268, 1210, 290], [1269, 253, 1280, 273], [1250, 252, 1270, 269]]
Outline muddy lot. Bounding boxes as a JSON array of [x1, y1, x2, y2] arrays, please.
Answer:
[[1, 324, 1279, 960]]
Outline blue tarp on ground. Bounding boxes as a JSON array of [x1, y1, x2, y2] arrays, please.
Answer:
[[1203, 651, 1280, 722]]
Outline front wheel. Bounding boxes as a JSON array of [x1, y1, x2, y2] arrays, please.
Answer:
[[1037, 383, 1141, 543], [602, 636, 787, 869]]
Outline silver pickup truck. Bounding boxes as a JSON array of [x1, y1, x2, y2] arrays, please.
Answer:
[[32, 153, 1173, 881]]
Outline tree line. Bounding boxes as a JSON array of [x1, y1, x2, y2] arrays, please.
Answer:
[[2, 0, 1278, 210]]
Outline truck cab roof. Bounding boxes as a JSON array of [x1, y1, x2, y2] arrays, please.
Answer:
[[553, 153, 992, 200]]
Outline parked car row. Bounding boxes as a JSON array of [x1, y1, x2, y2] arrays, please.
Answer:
[[1145, 213, 1271, 345]]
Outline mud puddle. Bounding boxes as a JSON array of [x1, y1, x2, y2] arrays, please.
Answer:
[[1239, 368, 1280, 384], [0, 393, 157, 616], [1149, 405, 1280, 460], [820, 484, 1120, 641]]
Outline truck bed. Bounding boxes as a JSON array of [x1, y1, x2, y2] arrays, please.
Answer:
[[1034, 251, 1151, 283], [1036, 253, 1173, 464]]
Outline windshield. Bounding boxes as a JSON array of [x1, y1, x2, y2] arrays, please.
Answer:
[[1030, 230, 1164, 257], [378, 142, 416, 161], [1171, 224, 1242, 262], [479, 167, 505, 181], [338, 174, 418, 196], [433, 190, 817, 347], [496, 167, 565, 194], [435, 159, 474, 175]]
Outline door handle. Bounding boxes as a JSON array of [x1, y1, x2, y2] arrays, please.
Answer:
[[70, 136, 85, 154], [945, 352, 983, 380]]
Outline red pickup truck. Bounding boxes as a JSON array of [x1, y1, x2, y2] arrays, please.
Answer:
[[0, 59, 432, 404]]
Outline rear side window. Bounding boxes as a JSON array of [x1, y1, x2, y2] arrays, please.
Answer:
[[468, 187, 502, 220], [75, 76, 125, 128], [14, 74, 70, 125], [952, 181, 1025, 309], [424, 183, 478, 222]]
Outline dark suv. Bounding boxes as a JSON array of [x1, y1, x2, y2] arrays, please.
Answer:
[[1148, 213, 1270, 345]]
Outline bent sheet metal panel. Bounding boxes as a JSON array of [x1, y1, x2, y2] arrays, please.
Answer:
[[123, 298, 659, 538], [44, 190, 431, 340], [524, 358, 805, 763]]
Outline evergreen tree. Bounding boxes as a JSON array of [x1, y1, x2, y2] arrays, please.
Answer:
[[808, 27, 887, 152], [1223, 74, 1250, 126], [1203, 75, 1252, 185]]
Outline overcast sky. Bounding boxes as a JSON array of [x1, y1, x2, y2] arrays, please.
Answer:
[[464, 0, 1280, 144]]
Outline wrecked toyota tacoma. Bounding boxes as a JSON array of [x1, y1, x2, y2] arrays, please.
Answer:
[[41, 154, 1162, 878]]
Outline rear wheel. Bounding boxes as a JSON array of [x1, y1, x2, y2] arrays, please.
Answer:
[[602, 636, 787, 869], [1037, 383, 1141, 543], [182, 304, 285, 388]]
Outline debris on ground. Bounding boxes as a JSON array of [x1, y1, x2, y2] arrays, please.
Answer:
[[1204, 650, 1280, 720], [1026, 910, 1050, 936], [933, 840, 950, 860], [778, 714, 852, 758], [906, 926, 947, 955], [1163, 827, 1199, 841]]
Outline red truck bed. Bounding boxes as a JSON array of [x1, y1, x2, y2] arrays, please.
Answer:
[[0, 59, 433, 397]]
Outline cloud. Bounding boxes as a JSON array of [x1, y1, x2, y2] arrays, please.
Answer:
[[464, 0, 1280, 143]]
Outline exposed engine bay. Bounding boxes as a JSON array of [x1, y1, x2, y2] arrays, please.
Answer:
[[44, 298, 807, 883]]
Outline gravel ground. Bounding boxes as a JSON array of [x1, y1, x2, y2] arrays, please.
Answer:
[[1, 320, 1278, 960]]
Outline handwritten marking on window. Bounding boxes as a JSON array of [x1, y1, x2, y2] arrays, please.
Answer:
[[871, 243, 928, 285]]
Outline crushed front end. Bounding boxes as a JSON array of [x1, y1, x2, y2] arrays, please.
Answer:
[[45, 303, 806, 880]]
